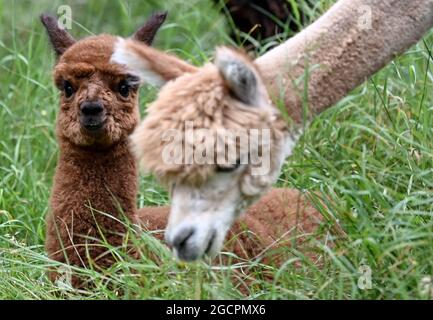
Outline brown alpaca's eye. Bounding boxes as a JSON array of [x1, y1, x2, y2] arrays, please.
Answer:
[[63, 81, 74, 98], [118, 80, 130, 98]]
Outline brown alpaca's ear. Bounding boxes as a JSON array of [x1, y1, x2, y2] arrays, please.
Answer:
[[132, 11, 167, 45], [111, 38, 198, 87], [40, 14, 76, 57], [215, 47, 259, 105]]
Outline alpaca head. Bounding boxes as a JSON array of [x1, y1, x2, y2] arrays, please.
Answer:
[[41, 13, 166, 148], [111, 39, 298, 261]]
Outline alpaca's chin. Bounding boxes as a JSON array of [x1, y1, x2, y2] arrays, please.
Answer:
[[61, 128, 122, 150], [80, 118, 106, 133]]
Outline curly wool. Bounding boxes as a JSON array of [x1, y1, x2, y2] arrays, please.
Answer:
[[131, 63, 287, 187]]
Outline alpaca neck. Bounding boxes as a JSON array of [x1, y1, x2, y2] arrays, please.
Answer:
[[54, 137, 138, 223]]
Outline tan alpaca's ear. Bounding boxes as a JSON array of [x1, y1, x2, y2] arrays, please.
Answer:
[[132, 11, 167, 45], [111, 38, 198, 87], [215, 47, 259, 105], [40, 14, 76, 57]]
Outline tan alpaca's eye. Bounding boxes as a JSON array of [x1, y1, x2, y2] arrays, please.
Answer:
[[118, 80, 130, 98], [216, 158, 241, 173], [63, 81, 74, 98]]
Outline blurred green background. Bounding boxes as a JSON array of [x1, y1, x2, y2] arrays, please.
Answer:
[[1, 0, 433, 299]]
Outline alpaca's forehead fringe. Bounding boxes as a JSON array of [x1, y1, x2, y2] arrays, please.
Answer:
[[54, 34, 130, 83], [132, 66, 288, 186], [54, 62, 127, 78]]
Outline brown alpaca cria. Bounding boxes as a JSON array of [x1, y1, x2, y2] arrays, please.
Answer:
[[41, 13, 167, 286]]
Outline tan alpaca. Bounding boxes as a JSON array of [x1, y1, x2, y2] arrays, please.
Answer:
[[111, 0, 433, 262], [111, 41, 298, 261]]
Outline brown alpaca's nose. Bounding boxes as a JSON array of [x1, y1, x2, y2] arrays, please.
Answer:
[[79, 101, 106, 132], [80, 101, 104, 116]]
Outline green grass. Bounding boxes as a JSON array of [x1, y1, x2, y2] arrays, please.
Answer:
[[1, 0, 433, 299]]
